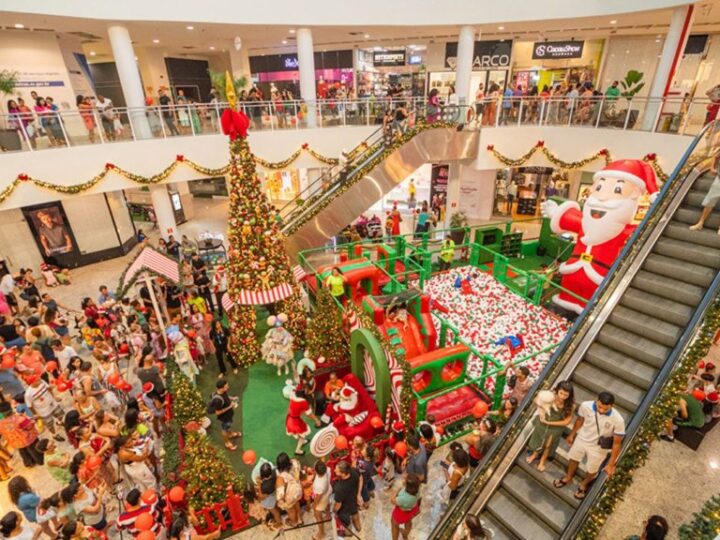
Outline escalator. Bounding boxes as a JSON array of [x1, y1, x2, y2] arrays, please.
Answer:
[[431, 122, 720, 540], [279, 110, 479, 259]]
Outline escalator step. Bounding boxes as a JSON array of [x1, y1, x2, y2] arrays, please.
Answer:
[[485, 488, 558, 540], [597, 323, 670, 368], [479, 513, 519, 540], [585, 343, 658, 390], [685, 189, 712, 209], [632, 270, 704, 307], [666, 221, 720, 250], [572, 383, 631, 422], [675, 207, 720, 231], [620, 287, 695, 326], [694, 174, 715, 193], [643, 253, 715, 287], [608, 305, 683, 348], [516, 458, 580, 509], [653, 237, 720, 269], [573, 363, 644, 413], [502, 467, 574, 533]]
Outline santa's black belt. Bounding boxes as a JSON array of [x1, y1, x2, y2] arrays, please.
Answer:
[[566, 253, 612, 270]]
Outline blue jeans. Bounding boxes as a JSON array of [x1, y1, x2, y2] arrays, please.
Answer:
[[4, 337, 25, 349]]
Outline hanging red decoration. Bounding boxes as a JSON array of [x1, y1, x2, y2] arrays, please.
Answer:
[[221, 109, 250, 140]]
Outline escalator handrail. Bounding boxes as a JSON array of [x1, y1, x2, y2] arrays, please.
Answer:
[[428, 120, 720, 539], [561, 208, 720, 538]]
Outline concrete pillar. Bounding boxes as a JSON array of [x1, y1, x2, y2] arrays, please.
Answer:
[[642, 5, 694, 130], [455, 26, 476, 106], [150, 184, 177, 239], [176, 181, 195, 220], [107, 25, 153, 139], [228, 47, 252, 82], [297, 28, 317, 128]]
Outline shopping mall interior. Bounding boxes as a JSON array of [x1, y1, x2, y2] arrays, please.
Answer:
[[0, 1, 719, 539]]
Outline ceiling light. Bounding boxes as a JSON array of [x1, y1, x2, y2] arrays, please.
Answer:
[[289, 29, 296, 34], [153, 39, 160, 44], [655, 39, 661, 43], [498, 26, 505, 30], [610, 19, 617, 24], [282, 40, 287, 44], [89, 51, 96, 56], [364, 34, 370, 39], [186, 25, 194, 30], [209, 46, 215, 50], [14, 23, 24, 29]]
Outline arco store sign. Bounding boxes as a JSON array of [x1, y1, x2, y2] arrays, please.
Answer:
[[532, 41, 584, 59], [445, 40, 512, 70]]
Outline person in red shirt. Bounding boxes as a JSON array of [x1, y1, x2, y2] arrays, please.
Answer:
[[704, 84, 720, 126], [16, 345, 44, 383]]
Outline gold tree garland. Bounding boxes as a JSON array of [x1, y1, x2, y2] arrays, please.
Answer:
[[1, 145, 339, 206], [487, 141, 669, 183]]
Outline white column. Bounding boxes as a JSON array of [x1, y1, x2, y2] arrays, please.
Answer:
[[297, 28, 317, 128], [642, 5, 694, 130], [455, 26, 476, 106], [107, 25, 153, 139], [150, 184, 177, 239]]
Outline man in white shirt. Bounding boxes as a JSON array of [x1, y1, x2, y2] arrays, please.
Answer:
[[0, 272, 18, 313], [212, 266, 228, 316], [24, 376, 65, 442], [51, 339, 77, 372], [553, 391, 625, 500], [96, 94, 116, 141]]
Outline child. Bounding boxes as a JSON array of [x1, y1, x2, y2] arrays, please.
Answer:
[[418, 423, 438, 458], [312, 461, 331, 540], [357, 445, 377, 507], [11, 392, 33, 417], [37, 439, 71, 484], [391, 473, 421, 540], [40, 263, 59, 287], [299, 466, 315, 509], [242, 484, 268, 525], [382, 446, 396, 491]]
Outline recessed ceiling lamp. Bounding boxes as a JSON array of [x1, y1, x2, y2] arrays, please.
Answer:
[[186, 25, 194, 30], [153, 39, 160, 44], [89, 51, 96, 56], [610, 19, 617, 24], [364, 34, 370, 39], [14, 23, 24, 29], [282, 40, 287, 44], [209, 46, 215, 50], [289, 29, 296, 34], [498, 26, 505, 30]]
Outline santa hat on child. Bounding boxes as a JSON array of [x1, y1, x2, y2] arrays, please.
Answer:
[[593, 160, 659, 201]]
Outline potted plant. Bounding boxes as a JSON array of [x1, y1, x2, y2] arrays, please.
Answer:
[[0, 70, 21, 151], [607, 70, 645, 128], [449, 210, 469, 244]]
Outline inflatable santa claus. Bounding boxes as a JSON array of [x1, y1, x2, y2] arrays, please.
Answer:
[[541, 159, 658, 314]]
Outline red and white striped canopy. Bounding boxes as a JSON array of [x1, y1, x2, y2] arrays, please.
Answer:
[[117, 247, 180, 297], [222, 282, 294, 309]]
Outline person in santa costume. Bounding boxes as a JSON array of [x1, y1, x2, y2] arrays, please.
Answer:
[[320, 375, 378, 441], [285, 384, 320, 456], [541, 159, 658, 315]]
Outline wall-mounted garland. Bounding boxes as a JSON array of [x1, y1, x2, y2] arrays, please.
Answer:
[[678, 495, 720, 539], [487, 141, 669, 183], [578, 295, 720, 538], [0, 145, 338, 207]]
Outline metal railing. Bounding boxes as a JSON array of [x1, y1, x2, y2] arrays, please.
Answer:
[[0, 95, 712, 153]]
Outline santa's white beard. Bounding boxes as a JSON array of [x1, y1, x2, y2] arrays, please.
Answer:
[[338, 393, 359, 411], [581, 195, 638, 246]]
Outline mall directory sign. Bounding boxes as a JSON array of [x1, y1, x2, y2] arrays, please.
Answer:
[[532, 41, 585, 59]]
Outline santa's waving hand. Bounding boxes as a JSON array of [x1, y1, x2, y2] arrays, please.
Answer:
[[541, 159, 658, 314]]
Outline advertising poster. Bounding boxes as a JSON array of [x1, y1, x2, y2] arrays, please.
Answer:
[[430, 164, 449, 220], [22, 202, 80, 266]]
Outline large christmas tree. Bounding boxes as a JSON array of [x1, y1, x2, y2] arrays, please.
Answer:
[[307, 287, 349, 364], [222, 78, 306, 366]]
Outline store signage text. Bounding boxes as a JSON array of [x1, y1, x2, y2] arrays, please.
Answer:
[[373, 50, 406, 67], [283, 56, 299, 69], [532, 41, 584, 59], [444, 40, 512, 70]]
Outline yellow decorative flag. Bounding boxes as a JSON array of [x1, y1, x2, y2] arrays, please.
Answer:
[[225, 71, 236, 109]]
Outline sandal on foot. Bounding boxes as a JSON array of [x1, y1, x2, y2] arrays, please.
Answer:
[[225, 443, 238, 450], [689, 223, 704, 231], [574, 487, 587, 500], [230, 431, 242, 438], [553, 478, 569, 489]]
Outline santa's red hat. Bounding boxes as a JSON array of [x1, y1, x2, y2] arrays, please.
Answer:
[[593, 160, 658, 199], [340, 385, 356, 399]]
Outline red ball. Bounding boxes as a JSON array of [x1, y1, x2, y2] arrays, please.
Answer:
[[107, 372, 121, 385], [335, 435, 348, 450], [134, 512, 154, 532], [87, 455, 102, 470], [370, 416, 384, 429], [472, 400, 489, 418], [141, 489, 158, 505], [168, 486, 185, 503], [692, 389, 706, 402], [45, 361, 58, 373], [136, 531, 155, 540], [1, 355, 15, 369], [119, 343, 130, 354], [242, 449, 257, 465], [394, 441, 408, 458]]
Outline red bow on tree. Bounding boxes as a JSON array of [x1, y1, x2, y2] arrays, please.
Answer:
[[221, 109, 250, 141]]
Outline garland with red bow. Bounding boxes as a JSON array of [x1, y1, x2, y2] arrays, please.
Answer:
[[487, 141, 668, 183]]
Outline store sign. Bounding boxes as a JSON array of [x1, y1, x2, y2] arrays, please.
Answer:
[[532, 41, 584, 59], [445, 40, 512, 70], [283, 56, 299, 69], [373, 50, 406, 67]]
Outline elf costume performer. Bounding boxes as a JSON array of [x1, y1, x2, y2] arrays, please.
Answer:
[[541, 159, 658, 314]]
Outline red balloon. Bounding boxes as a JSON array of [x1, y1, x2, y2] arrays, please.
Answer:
[[1, 355, 15, 369], [120, 381, 133, 392], [370, 416, 384, 429], [435, 425, 445, 436], [136, 531, 155, 540], [394, 441, 408, 458], [472, 400, 489, 418], [186, 330, 196, 339], [168, 486, 185, 503], [335, 435, 348, 450], [87, 455, 102, 470], [692, 389, 706, 402], [141, 489, 158, 505], [134, 512, 154, 532], [107, 372, 121, 385], [45, 361, 58, 373], [119, 343, 130, 354], [242, 449, 257, 465], [204, 313, 214, 322]]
